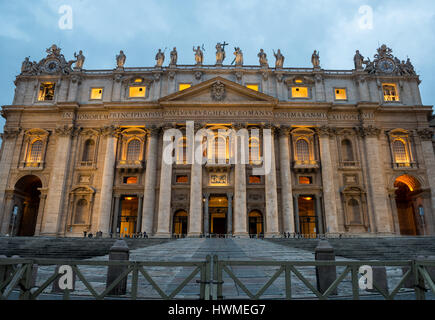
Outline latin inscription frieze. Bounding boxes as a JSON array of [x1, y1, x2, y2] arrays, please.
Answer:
[[63, 110, 375, 121]]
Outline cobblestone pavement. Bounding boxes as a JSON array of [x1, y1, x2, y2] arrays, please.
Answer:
[[31, 238, 423, 300]]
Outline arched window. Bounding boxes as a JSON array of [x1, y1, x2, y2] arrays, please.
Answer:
[[249, 137, 261, 164], [341, 139, 354, 162], [29, 140, 43, 163], [176, 137, 187, 164], [82, 139, 95, 162], [296, 139, 310, 162], [348, 199, 362, 224], [126, 139, 141, 161], [74, 199, 88, 224], [393, 139, 408, 163]]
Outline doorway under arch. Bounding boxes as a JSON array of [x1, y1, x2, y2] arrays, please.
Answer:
[[13, 175, 42, 236], [394, 174, 421, 235], [173, 210, 188, 237], [248, 210, 263, 237]]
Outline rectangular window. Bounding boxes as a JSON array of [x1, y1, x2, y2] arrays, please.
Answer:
[[246, 84, 259, 91], [129, 86, 146, 98], [176, 175, 189, 183], [178, 83, 191, 91], [299, 176, 313, 185], [38, 82, 55, 101], [90, 88, 103, 100], [291, 87, 308, 98], [334, 88, 347, 100], [383, 83, 399, 102], [249, 175, 262, 184], [123, 176, 138, 184]]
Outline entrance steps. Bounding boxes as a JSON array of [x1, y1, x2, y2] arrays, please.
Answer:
[[0, 236, 171, 259], [267, 236, 435, 260]]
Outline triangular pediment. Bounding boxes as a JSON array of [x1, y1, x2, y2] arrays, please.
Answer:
[[159, 76, 277, 106]]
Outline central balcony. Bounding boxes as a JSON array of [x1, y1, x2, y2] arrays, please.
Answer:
[[292, 160, 319, 173], [116, 159, 145, 173]]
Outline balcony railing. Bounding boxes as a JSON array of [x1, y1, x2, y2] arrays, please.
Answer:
[[393, 162, 418, 169], [292, 160, 320, 172], [116, 160, 145, 171]]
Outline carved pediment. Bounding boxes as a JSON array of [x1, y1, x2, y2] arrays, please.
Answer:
[[159, 77, 277, 106]]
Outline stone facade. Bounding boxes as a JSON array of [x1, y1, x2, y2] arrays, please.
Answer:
[[0, 44, 434, 238]]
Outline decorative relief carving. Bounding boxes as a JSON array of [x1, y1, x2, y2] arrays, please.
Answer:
[[210, 81, 226, 101], [417, 128, 433, 141]]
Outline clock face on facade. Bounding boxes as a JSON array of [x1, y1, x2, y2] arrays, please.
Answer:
[[43, 59, 60, 73], [377, 58, 395, 73]]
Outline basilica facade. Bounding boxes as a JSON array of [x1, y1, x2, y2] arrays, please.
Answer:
[[0, 44, 434, 238]]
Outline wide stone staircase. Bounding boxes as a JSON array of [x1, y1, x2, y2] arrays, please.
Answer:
[[267, 236, 435, 260], [0, 236, 171, 259]]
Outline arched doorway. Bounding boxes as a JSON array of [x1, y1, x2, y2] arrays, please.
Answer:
[[173, 210, 188, 237], [394, 175, 422, 235], [13, 175, 42, 236], [248, 210, 263, 237]]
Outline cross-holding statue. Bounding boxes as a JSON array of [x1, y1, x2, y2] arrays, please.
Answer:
[[311, 50, 320, 68], [258, 49, 268, 68], [74, 50, 85, 70], [273, 49, 284, 68], [193, 46, 203, 66], [353, 50, 364, 70], [155, 49, 165, 67], [170, 47, 178, 66], [215, 42, 228, 65], [116, 50, 126, 69], [233, 47, 243, 66]]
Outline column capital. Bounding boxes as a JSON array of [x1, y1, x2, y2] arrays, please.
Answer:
[[417, 128, 433, 141], [100, 125, 121, 137], [315, 125, 335, 137], [356, 125, 382, 138], [54, 125, 77, 137], [226, 192, 234, 199], [2, 127, 21, 139], [203, 192, 210, 199], [147, 125, 161, 137], [277, 125, 290, 137]]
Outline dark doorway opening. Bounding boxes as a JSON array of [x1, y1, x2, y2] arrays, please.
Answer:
[[13, 175, 42, 236]]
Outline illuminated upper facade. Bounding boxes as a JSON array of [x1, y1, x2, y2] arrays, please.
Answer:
[[0, 44, 434, 238]]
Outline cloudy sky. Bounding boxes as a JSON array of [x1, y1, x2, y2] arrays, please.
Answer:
[[1, 0, 434, 131]]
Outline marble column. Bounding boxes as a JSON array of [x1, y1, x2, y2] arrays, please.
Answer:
[[227, 192, 233, 234], [203, 193, 210, 235], [41, 126, 74, 236], [141, 128, 159, 234], [233, 129, 248, 237], [388, 192, 401, 234], [315, 194, 324, 234], [361, 126, 393, 234], [0, 194, 15, 234], [136, 196, 143, 233], [293, 195, 300, 234], [155, 127, 174, 238], [34, 190, 48, 236], [188, 152, 202, 237], [96, 126, 119, 234], [418, 129, 435, 234], [264, 127, 280, 237], [112, 195, 121, 234], [0, 128, 20, 232], [278, 127, 295, 233], [317, 127, 340, 234]]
